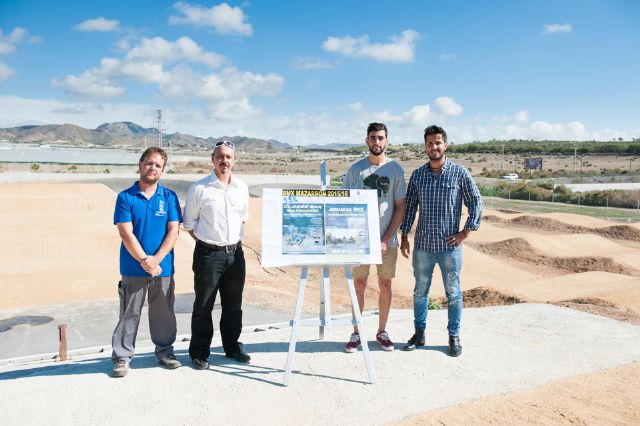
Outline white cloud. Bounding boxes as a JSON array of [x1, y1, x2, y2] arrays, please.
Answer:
[[292, 56, 334, 70], [566, 121, 586, 137], [438, 53, 457, 61], [0, 61, 14, 81], [543, 23, 572, 34], [27, 35, 43, 44], [0, 40, 15, 55], [0, 95, 154, 129], [169, 2, 253, 36], [125, 36, 225, 69], [6, 27, 28, 43], [52, 36, 283, 123], [514, 110, 529, 124], [52, 58, 125, 97], [0, 27, 41, 54], [121, 60, 170, 84], [460, 114, 600, 142], [52, 37, 227, 97], [212, 98, 258, 121], [434, 97, 463, 116], [156, 65, 283, 102], [403, 105, 431, 125], [322, 29, 420, 63], [73, 17, 120, 32]]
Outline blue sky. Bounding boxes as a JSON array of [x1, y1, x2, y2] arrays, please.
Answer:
[[0, 0, 638, 145]]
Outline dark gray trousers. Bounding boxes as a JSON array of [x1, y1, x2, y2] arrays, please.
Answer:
[[111, 275, 177, 362]]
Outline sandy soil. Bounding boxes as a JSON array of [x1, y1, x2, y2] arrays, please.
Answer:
[[1, 181, 639, 424], [396, 361, 640, 425]]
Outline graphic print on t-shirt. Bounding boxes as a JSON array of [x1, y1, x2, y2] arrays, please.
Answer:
[[363, 174, 390, 198]]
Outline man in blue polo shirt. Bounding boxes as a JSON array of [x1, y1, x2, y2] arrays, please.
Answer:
[[111, 147, 183, 378]]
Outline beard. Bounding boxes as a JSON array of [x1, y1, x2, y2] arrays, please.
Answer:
[[369, 145, 385, 156], [139, 172, 160, 185], [428, 150, 444, 161]]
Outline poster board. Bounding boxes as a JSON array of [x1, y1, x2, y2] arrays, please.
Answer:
[[261, 188, 381, 267], [524, 158, 543, 170]]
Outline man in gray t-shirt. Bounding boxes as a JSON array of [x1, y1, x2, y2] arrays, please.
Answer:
[[341, 122, 406, 353]]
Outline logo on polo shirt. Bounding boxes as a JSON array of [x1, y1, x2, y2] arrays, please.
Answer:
[[155, 200, 166, 217]]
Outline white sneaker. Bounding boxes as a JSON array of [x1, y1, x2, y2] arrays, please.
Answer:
[[112, 359, 129, 378], [376, 330, 395, 351]]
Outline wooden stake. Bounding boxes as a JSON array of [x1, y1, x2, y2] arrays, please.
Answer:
[[58, 324, 68, 361]]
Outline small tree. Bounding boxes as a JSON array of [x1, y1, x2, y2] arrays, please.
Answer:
[[30, 163, 40, 172]]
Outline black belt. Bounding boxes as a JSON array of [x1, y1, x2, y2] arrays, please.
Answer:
[[196, 240, 241, 253]]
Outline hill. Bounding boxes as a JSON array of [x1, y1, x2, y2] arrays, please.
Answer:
[[0, 122, 292, 152]]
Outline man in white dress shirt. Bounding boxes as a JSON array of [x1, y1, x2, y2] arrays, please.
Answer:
[[183, 140, 251, 369]]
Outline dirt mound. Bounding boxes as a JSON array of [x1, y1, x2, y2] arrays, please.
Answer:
[[474, 237, 535, 258], [482, 215, 506, 223], [489, 215, 640, 242], [471, 238, 640, 276], [552, 257, 634, 275], [510, 215, 583, 232], [556, 298, 640, 325], [596, 225, 640, 241], [435, 287, 524, 308], [461, 287, 524, 307]]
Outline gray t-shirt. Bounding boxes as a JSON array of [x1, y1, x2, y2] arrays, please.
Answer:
[[342, 157, 406, 247]]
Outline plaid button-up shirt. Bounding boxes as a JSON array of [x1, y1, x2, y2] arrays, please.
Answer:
[[400, 159, 483, 252]]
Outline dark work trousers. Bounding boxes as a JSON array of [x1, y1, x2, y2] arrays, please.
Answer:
[[111, 275, 177, 362], [189, 243, 246, 361]]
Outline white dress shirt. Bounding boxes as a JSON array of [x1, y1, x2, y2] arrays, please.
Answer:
[[183, 173, 249, 245]]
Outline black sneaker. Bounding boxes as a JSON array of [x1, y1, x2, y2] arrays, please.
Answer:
[[448, 335, 462, 357], [225, 349, 251, 363], [192, 358, 209, 370], [402, 329, 425, 351]]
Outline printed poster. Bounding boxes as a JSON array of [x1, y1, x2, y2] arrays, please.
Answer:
[[261, 188, 381, 267]]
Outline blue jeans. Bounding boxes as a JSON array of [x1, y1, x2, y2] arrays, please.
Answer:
[[412, 247, 463, 336]]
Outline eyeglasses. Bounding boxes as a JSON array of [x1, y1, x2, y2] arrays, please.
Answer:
[[214, 140, 235, 150]]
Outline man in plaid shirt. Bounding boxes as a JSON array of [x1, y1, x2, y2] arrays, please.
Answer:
[[399, 125, 483, 356]]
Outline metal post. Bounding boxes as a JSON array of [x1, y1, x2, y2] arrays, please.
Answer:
[[58, 324, 68, 361], [284, 268, 308, 386], [319, 267, 332, 338], [344, 267, 375, 384]]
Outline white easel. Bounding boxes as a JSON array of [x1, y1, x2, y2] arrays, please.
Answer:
[[283, 162, 376, 386]]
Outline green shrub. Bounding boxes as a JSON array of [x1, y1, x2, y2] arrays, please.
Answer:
[[428, 298, 441, 310]]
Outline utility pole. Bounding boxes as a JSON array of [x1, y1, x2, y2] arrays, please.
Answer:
[[153, 109, 165, 148]]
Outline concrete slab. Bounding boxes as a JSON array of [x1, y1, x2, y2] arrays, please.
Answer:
[[0, 295, 295, 360], [0, 304, 639, 425]]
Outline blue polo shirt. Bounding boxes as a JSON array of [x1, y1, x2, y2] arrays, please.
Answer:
[[114, 182, 182, 277]]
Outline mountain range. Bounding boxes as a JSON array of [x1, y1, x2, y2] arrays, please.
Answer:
[[0, 122, 358, 151]]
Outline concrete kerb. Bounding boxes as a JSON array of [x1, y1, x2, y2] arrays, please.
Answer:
[[0, 310, 378, 367]]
